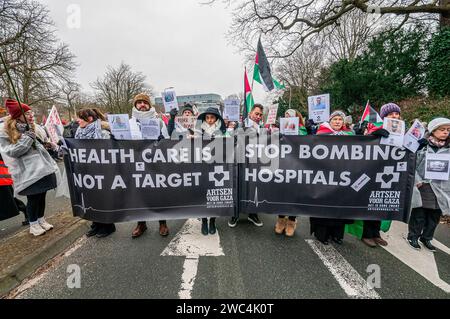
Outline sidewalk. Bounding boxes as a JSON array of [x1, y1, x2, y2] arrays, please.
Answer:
[[0, 211, 89, 297]]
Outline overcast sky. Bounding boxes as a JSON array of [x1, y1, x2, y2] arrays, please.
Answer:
[[39, 0, 269, 103]]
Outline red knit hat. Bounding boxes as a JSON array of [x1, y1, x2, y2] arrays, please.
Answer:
[[5, 99, 31, 119]]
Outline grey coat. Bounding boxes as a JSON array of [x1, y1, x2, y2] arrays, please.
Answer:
[[0, 123, 59, 196], [411, 142, 450, 215]]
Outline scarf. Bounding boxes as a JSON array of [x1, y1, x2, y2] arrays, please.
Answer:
[[428, 135, 448, 148], [132, 107, 158, 121], [75, 120, 103, 139], [201, 120, 222, 136]]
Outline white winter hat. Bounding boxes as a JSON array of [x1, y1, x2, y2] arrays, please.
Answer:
[[428, 117, 450, 133]]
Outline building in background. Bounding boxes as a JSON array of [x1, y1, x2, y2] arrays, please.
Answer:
[[154, 93, 223, 114]]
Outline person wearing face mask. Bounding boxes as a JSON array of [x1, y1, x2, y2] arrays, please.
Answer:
[[310, 111, 354, 245], [0, 99, 59, 236], [130, 93, 170, 239], [407, 117, 450, 252]]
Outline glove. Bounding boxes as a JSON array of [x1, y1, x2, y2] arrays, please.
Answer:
[[23, 130, 36, 140], [169, 108, 178, 119], [353, 121, 368, 135], [417, 138, 428, 146], [371, 128, 390, 138]]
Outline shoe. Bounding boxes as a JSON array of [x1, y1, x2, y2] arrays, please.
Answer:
[[420, 238, 437, 252], [30, 223, 46, 236], [332, 237, 343, 245], [374, 237, 388, 246], [132, 222, 147, 238], [248, 214, 263, 227], [274, 217, 287, 235], [201, 219, 209, 236], [96, 224, 116, 238], [209, 219, 216, 235], [228, 217, 238, 228], [318, 238, 329, 245], [159, 222, 169, 236], [362, 238, 377, 248], [406, 238, 421, 250], [285, 220, 297, 237], [38, 218, 53, 231], [22, 220, 29, 226]]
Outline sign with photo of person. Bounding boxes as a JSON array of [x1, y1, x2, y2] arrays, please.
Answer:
[[162, 88, 179, 113], [380, 118, 405, 148], [107, 114, 132, 140], [308, 94, 330, 123]]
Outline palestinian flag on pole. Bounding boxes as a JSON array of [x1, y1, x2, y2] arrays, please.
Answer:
[[360, 100, 382, 126], [360, 100, 383, 134], [243, 68, 254, 120], [253, 37, 285, 91]]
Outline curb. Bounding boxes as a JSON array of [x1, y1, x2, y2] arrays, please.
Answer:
[[0, 216, 89, 297]]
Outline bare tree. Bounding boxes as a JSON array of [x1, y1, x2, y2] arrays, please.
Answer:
[[213, 0, 449, 58], [91, 62, 152, 114], [0, 0, 77, 112]]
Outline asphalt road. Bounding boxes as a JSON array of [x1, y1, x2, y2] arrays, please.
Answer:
[[11, 215, 450, 299]]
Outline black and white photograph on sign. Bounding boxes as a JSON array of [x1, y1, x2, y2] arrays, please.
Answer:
[[308, 94, 330, 123], [381, 118, 405, 148], [223, 98, 240, 121], [425, 153, 450, 181], [140, 118, 161, 140]]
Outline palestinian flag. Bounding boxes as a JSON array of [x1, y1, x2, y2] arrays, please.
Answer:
[[361, 100, 382, 125], [345, 220, 392, 239], [243, 69, 254, 119], [253, 38, 285, 91]]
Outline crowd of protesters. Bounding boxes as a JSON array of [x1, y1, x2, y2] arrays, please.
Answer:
[[0, 94, 448, 254]]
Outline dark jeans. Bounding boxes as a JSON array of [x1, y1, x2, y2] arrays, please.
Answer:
[[362, 220, 381, 239], [26, 192, 47, 223], [279, 215, 296, 221], [408, 207, 441, 241]]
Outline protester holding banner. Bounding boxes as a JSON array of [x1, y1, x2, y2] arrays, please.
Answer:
[[0, 99, 59, 236], [310, 110, 353, 245], [229, 104, 264, 228], [274, 109, 308, 237], [130, 93, 170, 239], [196, 107, 230, 235], [75, 108, 116, 238], [408, 117, 450, 251]]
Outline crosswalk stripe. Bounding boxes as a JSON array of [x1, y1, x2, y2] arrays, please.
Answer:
[[306, 239, 381, 299]]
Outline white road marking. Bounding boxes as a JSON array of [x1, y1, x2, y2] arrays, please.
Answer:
[[306, 239, 381, 299], [381, 221, 450, 293], [161, 218, 224, 299]]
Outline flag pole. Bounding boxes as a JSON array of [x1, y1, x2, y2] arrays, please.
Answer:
[[289, 86, 292, 109], [0, 51, 30, 130]]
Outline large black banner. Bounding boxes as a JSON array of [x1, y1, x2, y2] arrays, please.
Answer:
[[64, 138, 237, 223], [240, 134, 415, 222], [64, 134, 415, 223]]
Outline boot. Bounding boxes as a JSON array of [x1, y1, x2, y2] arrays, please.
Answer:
[[132, 221, 147, 238], [274, 217, 287, 235], [209, 218, 216, 235], [285, 219, 297, 237], [362, 238, 377, 248], [201, 218, 209, 235]]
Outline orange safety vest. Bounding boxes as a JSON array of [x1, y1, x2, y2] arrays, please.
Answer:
[[0, 160, 13, 186]]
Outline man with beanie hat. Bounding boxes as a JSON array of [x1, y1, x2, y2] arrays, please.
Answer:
[[380, 103, 401, 120], [129, 93, 170, 238]]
